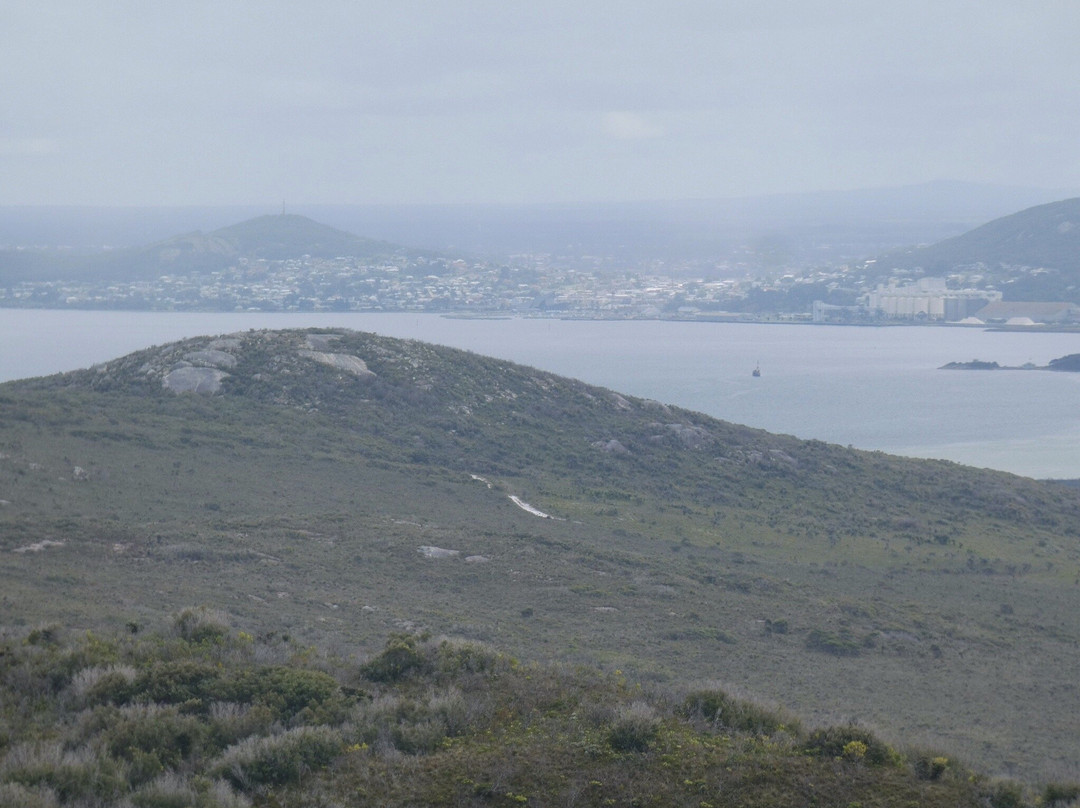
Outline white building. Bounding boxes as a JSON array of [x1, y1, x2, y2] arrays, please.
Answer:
[[864, 278, 1001, 321]]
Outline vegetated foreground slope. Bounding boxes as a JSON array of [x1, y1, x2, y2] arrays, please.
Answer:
[[1, 328, 1079, 783], [0, 616, 1029, 808]]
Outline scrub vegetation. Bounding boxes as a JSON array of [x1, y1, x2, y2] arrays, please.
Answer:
[[1, 328, 1079, 790], [0, 616, 1060, 808]]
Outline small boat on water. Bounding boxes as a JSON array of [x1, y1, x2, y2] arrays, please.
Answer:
[[752, 363, 761, 377]]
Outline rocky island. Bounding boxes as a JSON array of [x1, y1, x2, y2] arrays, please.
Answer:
[[941, 352, 1080, 371]]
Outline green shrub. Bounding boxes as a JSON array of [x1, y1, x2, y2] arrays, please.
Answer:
[[805, 628, 862, 657], [173, 607, 230, 645], [361, 634, 429, 683], [1043, 782, 1080, 807], [134, 659, 224, 707], [434, 639, 501, 677], [986, 780, 1025, 808], [428, 687, 469, 736], [214, 725, 342, 791], [912, 752, 951, 781], [225, 666, 341, 720], [3, 743, 127, 803], [104, 704, 209, 769], [70, 663, 137, 706], [682, 688, 791, 735], [130, 773, 252, 808], [390, 718, 447, 755], [607, 702, 660, 753], [805, 725, 894, 766], [207, 702, 276, 749]]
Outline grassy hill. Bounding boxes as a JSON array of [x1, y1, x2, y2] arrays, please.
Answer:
[[0, 215, 403, 283], [1, 329, 1079, 785], [876, 197, 1080, 302]]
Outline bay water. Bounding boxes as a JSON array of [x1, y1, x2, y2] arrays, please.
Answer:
[[2, 309, 1078, 479]]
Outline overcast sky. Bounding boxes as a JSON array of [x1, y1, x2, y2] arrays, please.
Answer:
[[4, 1, 1080, 206]]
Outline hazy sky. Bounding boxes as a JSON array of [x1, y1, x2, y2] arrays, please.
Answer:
[[4, 1, 1080, 206]]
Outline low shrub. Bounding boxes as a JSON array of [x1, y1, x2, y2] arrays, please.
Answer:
[[0, 782, 60, 808], [390, 718, 447, 755], [70, 663, 138, 707], [361, 634, 429, 683], [214, 725, 343, 791], [682, 688, 792, 735], [134, 659, 224, 707], [225, 666, 341, 720], [2, 743, 127, 803], [130, 773, 252, 808], [103, 704, 209, 769], [805, 725, 895, 766], [911, 752, 951, 781], [173, 607, 230, 645], [985, 780, 1025, 808], [805, 628, 862, 657], [607, 702, 660, 753], [434, 638, 501, 677], [1043, 782, 1080, 806]]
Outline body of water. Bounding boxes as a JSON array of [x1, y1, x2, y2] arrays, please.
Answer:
[[2, 310, 1079, 478]]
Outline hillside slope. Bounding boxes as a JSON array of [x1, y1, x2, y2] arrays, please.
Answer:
[[0, 620, 1021, 807], [878, 197, 1080, 301], [1, 328, 1079, 781]]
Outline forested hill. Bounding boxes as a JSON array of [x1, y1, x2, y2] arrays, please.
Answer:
[[2, 328, 1079, 782]]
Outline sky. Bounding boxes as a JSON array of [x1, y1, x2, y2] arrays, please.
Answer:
[[4, 1, 1080, 206]]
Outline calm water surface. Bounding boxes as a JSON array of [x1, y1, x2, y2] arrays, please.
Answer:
[[2, 310, 1079, 478]]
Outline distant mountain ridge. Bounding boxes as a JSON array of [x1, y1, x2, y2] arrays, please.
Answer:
[[3, 180, 1075, 260]]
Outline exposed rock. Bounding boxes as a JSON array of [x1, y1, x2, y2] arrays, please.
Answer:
[[163, 366, 229, 395], [72, 466, 89, 481], [183, 349, 237, 369], [305, 333, 343, 351], [593, 438, 631, 455], [299, 350, 376, 378], [418, 546, 460, 559], [768, 449, 798, 467], [207, 338, 242, 350], [464, 555, 491, 563], [664, 423, 712, 449]]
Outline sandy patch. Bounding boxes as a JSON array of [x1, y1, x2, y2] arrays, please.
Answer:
[[509, 496, 551, 518]]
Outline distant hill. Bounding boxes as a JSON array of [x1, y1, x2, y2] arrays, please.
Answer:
[[0, 214, 406, 283], [207, 213, 397, 261], [3, 181, 1074, 265], [875, 197, 1080, 302], [2, 328, 1080, 782]]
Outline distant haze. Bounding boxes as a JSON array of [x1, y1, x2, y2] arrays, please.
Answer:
[[4, 3, 1080, 206], [2, 182, 1076, 264]]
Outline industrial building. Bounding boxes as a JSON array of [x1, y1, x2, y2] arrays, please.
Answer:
[[863, 278, 1001, 321]]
